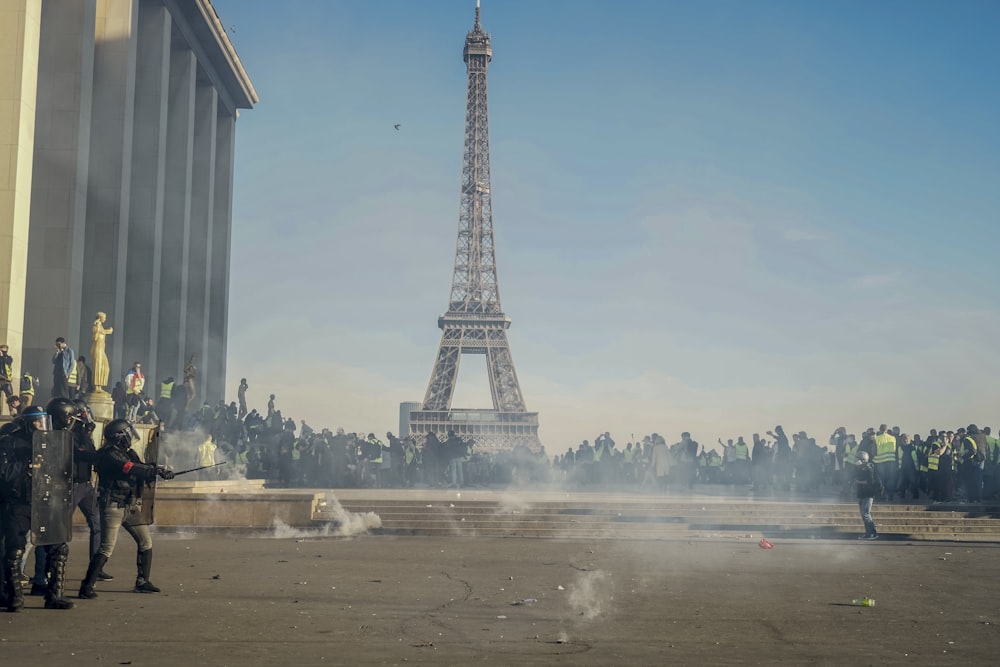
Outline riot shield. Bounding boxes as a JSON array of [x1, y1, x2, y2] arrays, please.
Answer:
[[133, 424, 160, 525], [30, 430, 74, 546]]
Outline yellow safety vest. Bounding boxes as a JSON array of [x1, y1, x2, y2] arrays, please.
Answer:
[[368, 439, 383, 464], [160, 381, 173, 399], [873, 433, 897, 465], [733, 443, 749, 460], [962, 436, 978, 463]]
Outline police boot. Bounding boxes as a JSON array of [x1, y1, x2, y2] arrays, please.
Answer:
[[133, 549, 160, 593], [78, 553, 107, 600], [3, 551, 25, 612], [44, 544, 74, 610]]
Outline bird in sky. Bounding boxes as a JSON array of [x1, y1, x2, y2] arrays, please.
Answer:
[[394, 124, 401, 131]]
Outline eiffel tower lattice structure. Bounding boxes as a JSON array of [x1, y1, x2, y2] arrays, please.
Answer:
[[407, 2, 541, 454]]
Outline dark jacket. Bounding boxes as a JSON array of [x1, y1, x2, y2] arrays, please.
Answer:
[[0, 421, 33, 500], [94, 444, 156, 508], [0, 352, 13, 383], [72, 422, 98, 483], [854, 462, 882, 499]]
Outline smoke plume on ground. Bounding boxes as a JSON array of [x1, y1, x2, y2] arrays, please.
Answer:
[[263, 494, 381, 539], [568, 570, 613, 621]]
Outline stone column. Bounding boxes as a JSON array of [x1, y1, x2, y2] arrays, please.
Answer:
[[155, 44, 195, 388], [185, 83, 217, 404], [22, 0, 96, 387], [122, 1, 170, 386], [81, 0, 138, 389], [205, 110, 234, 405], [0, 0, 42, 385]]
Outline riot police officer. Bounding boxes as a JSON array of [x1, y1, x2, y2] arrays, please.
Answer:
[[79, 419, 173, 599], [0, 406, 74, 610], [71, 398, 110, 579], [28, 397, 100, 597]]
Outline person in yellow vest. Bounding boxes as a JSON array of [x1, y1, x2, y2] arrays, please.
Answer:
[[0, 343, 14, 416], [364, 433, 384, 488], [933, 433, 955, 502], [155, 377, 174, 429], [872, 424, 897, 501], [158, 377, 174, 404], [723, 436, 751, 485], [403, 437, 418, 487], [983, 427, 1000, 500], [960, 425, 986, 503], [622, 442, 635, 483], [839, 434, 860, 499], [19, 372, 37, 409], [926, 433, 942, 501]]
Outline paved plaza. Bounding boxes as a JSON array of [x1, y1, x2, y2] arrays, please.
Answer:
[[0, 531, 996, 665]]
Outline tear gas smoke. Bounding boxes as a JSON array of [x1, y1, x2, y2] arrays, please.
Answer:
[[160, 428, 246, 481], [264, 494, 381, 539], [568, 570, 613, 621]]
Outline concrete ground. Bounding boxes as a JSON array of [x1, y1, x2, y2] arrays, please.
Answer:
[[1, 532, 996, 666]]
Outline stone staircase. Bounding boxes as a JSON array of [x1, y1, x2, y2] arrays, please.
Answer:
[[321, 493, 1000, 541]]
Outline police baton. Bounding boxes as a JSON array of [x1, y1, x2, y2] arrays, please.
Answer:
[[167, 462, 228, 477]]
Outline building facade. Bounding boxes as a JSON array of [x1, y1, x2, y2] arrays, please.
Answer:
[[0, 0, 256, 406]]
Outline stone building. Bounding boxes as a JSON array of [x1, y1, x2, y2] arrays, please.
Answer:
[[0, 0, 256, 405]]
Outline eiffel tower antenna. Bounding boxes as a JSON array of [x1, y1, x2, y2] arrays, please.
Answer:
[[408, 1, 542, 453]]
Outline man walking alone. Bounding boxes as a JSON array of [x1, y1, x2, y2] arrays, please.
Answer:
[[854, 451, 882, 540]]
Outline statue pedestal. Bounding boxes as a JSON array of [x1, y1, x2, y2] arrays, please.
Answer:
[[86, 390, 114, 421]]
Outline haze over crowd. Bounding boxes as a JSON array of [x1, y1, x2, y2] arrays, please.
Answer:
[[215, 0, 1000, 448]]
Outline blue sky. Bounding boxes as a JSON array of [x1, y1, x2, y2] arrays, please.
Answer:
[[214, 0, 1000, 450]]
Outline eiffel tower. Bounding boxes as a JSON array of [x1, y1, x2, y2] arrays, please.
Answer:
[[407, 1, 541, 454]]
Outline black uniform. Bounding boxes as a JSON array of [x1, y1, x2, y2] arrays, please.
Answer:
[[79, 421, 172, 599], [0, 420, 32, 611], [0, 418, 74, 610]]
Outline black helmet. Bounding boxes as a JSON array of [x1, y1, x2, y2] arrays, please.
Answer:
[[45, 397, 78, 430], [19, 406, 50, 432], [72, 398, 93, 422], [103, 419, 135, 448]]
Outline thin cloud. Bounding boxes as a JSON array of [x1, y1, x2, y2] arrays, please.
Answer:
[[783, 228, 829, 242], [851, 271, 902, 289]]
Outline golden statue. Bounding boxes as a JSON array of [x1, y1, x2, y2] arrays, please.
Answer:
[[90, 312, 113, 392]]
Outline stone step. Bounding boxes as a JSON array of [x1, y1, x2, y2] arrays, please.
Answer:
[[320, 497, 1000, 541], [367, 525, 998, 540], [336, 501, 1000, 515], [326, 507, 1000, 523]]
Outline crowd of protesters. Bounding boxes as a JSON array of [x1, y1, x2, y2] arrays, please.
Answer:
[[164, 377, 999, 504], [552, 424, 999, 503], [5, 344, 996, 504]]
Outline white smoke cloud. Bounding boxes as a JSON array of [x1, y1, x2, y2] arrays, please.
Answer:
[[567, 570, 613, 622], [262, 494, 381, 539]]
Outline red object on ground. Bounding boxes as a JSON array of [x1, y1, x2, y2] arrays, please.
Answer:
[[758, 538, 774, 549]]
